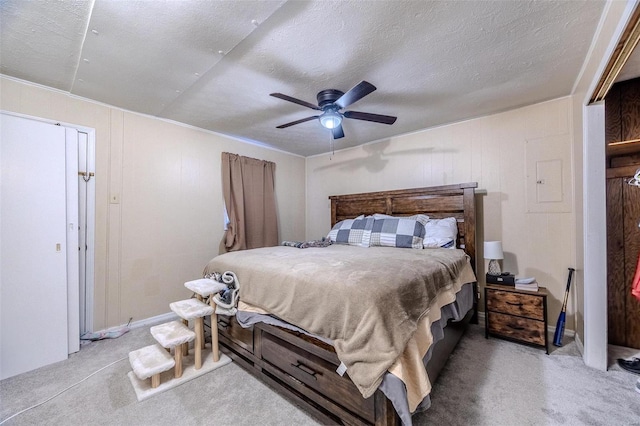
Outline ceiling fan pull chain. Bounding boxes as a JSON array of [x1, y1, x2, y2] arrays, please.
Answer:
[[329, 130, 334, 159]]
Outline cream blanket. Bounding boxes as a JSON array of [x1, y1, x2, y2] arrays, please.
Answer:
[[204, 245, 475, 405]]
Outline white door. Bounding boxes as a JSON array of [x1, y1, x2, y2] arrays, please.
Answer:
[[77, 131, 95, 336], [66, 127, 80, 354], [1, 114, 70, 379]]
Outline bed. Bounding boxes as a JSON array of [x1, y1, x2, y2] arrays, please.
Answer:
[[204, 182, 478, 425]]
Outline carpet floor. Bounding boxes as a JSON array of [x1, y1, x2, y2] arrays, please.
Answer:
[[1, 324, 638, 425], [414, 325, 640, 425]]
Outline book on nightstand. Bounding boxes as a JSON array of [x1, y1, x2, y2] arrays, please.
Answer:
[[515, 277, 539, 292]]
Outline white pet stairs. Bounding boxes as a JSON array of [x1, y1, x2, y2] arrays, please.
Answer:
[[128, 275, 237, 397]]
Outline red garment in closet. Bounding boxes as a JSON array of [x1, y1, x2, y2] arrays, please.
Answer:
[[633, 252, 640, 302]]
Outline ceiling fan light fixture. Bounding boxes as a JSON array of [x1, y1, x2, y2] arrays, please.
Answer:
[[271, 81, 396, 140], [319, 110, 342, 129]]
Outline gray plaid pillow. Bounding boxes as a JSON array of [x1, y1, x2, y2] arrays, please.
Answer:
[[370, 218, 425, 249], [327, 217, 374, 247]]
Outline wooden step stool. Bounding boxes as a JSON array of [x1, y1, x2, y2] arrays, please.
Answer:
[[169, 298, 213, 369], [184, 278, 227, 362], [150, 320, 196, 378], [129, 344, 175, 388]]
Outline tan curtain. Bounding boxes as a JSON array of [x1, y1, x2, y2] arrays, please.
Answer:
[[221, 152, 278, 252]]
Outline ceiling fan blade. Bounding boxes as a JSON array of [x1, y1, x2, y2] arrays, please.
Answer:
[[270, 93, 321, 110], [343, 110, 397, 125], [276, 115, 319, 129], [335, 81, 377, 109], [332, 124, 345, 139]]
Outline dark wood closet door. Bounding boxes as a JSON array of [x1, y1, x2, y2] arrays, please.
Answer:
[[607, 178, 626, 345], [623, 181, 640, 348], [607, 177, 640, 349]]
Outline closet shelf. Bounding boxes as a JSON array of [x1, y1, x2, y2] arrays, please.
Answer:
[[607, 138, 640, 157]]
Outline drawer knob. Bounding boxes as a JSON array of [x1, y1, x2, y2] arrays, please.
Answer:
[[506, 301, 523, 307], [291, 361, 320, 380], [218, 318, 230, 329], [507, 324, 525, 331]]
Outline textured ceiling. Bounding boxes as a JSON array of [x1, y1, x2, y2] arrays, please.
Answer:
[[0, 0, 618, 156]]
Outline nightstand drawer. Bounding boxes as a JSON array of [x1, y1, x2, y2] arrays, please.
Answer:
[[487, 311, 545, 345], [486, 288, 544, 320]]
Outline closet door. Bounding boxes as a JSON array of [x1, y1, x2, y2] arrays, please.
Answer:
[[607, 176, 640, 349], [623, 181, 640, 348], [607, 178, 626, 346], [0, 114, 69, 379]]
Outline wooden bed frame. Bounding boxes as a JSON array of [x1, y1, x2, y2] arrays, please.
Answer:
[[212, 182, 478, 425]]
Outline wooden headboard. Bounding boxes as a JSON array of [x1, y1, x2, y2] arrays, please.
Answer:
[[329, 182, 478, 272]]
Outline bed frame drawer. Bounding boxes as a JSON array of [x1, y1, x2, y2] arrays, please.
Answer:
[[260, 331, 375, 423], [217, 315, 254, 353]]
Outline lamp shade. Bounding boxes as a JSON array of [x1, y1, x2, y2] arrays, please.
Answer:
[[484, 241, 504, 260]]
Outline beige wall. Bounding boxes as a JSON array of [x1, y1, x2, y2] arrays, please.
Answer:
[[0, 76, 306, 330], [306, 97, 576, 326]]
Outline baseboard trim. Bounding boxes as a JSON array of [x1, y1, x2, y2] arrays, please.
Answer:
[[574, 332, 585, 355], [128, 312, 178, 330], [91, 312, 178, 335]]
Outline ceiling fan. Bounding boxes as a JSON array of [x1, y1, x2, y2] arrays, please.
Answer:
[[270, 81, 397, 139]]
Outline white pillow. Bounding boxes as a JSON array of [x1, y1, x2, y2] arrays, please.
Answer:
[[423, 217, 458, 249], [423, 237, 455, 248]]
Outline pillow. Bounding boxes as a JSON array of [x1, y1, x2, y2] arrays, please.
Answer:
[[369, 218, 425, 249], [423, 217, 458, 249], [423, 237, 456, 249], [371, 213, 429, 227], [327, 217, 374, 247]]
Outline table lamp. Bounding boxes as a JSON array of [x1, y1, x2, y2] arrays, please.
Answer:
[[484, 241, 504, 276]]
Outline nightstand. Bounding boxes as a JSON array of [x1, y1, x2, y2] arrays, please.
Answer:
[[484, 284, 549, 354]]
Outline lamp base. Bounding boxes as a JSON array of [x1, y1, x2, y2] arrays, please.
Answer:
[[487, 259, 501, 276]]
